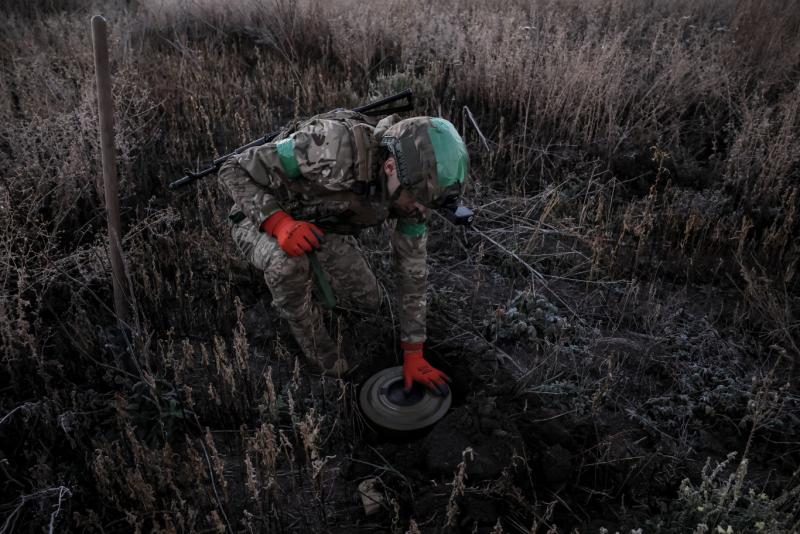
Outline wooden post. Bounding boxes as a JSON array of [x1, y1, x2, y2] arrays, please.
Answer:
[[91, 15, 129, 324]]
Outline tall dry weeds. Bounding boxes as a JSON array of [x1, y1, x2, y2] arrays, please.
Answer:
[[1, 0, 798, 530]]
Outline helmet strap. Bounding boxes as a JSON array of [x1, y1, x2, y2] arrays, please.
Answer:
[[388, 183, 406, 205]]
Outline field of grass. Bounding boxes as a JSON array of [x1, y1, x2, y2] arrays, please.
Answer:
[[1, 0, 799, 532]]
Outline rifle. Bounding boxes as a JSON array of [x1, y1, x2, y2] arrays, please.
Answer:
[[168, 89, 414, 190]]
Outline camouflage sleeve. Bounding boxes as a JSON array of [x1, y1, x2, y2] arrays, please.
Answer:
[[391, 218, 428, 343], [217, 155, 284, 228]]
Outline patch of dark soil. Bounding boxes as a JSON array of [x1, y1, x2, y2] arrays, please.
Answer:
[[421, 404, 525, 480]]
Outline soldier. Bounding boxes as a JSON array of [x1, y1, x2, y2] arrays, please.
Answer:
[[218, 109, 467, 396]]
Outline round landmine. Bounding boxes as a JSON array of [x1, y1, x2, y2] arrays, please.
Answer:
[[359, 366, 452, 431]]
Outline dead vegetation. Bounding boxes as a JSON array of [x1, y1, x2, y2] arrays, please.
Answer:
[[1, 0, 799, 532]]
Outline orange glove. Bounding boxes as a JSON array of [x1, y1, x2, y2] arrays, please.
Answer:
[[261, 211, 324, 257], [401, 342, 451, 396]]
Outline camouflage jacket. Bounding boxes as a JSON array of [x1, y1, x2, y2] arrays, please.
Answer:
[[218, 110, 428, 343]]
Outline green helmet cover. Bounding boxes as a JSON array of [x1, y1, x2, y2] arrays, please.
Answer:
[[428, 118, 468, 188]]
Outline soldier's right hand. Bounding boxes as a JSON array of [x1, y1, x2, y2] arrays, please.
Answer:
[[401, 342, 451, 396], [261, 210, 324, 257]]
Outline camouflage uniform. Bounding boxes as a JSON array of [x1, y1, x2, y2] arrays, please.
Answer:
[[218, 111, 428, 372]]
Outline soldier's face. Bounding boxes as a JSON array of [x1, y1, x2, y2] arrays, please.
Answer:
[[384, 158, 428, 219]]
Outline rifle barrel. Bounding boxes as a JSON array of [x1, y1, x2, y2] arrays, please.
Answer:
[[353, 88, 412, 115]]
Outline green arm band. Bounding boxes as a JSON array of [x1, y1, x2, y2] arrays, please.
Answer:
[[275, 138, 301, 179], [397, 220, 427, 237], [308, 251, 336, 310]]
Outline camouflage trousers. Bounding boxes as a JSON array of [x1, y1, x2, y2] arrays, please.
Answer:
[[231, 215, 380, 374]]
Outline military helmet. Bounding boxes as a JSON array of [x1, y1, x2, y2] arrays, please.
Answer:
[[379, 117, 468, 208]]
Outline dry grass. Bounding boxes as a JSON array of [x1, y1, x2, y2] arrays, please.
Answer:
[[1, 0, 798, 531]]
